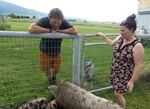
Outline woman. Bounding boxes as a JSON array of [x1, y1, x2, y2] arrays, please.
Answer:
[[96, 14, 144, 108]]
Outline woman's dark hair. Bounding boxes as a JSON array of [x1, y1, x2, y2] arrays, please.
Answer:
[[120, 14, 136, 32], [48, 8, 64, 20]]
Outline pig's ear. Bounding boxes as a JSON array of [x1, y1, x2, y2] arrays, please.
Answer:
[[48, 85, 57, 90], [48, 85, 59, 96], [60, 79, 67, 84]]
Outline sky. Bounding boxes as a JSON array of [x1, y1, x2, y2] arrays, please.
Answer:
[[3, 0, 139, 23]]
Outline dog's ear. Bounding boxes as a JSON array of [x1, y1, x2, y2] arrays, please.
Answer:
[[51, 100, 57, 108], [40, 99, 48, 105], [40, 99, 44, 104], [89, 62, 91, 66]]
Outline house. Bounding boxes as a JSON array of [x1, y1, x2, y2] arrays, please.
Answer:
[[137, 0, 150, 34]]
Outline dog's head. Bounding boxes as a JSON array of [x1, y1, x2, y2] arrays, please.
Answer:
[[46, 100, 57, 109], [84, 61, 93, 70], [85, 61, 92, 68]]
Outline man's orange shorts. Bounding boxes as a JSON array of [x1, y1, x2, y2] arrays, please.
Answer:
[[40, 51, 61, 74]]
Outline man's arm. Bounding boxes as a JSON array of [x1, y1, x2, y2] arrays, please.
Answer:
[[28, 23, 50, 33], [57, 26, 78, 35]]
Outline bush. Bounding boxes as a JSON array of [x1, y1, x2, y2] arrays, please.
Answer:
[[141, 38, 150, 47], [136, 72, 150, 90], [0, 23, 11, 30]]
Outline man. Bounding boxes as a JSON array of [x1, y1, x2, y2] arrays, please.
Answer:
[[28, 8, 78, 86]]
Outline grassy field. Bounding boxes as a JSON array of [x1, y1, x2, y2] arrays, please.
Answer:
[[0, 18, 150, 109]]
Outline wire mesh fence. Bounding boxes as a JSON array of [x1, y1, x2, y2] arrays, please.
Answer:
[[81, 35, 115, 91], [0, 31, 150, 108], [0, 32, 80, 107]]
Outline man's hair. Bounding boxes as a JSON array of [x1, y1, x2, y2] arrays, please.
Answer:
[[48, 8, 64, 20]]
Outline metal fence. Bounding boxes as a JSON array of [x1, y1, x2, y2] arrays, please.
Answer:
[[0, 31, 80, 107], [0, 31, 150, 107], [81, 34, 118, 92], [81, 33, 150, 92]]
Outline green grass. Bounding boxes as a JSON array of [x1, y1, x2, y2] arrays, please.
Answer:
[[0, 23, 11, 30], [0, 18, 150, 109], [76, 24, 119, 34]]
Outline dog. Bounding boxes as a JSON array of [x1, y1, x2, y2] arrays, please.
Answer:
[[83, 60, 94, 81], [17, 97, 49, 109], [82, 60, 94, 87]]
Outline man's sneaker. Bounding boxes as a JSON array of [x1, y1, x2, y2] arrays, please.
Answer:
[[48, 76, 57, 86]]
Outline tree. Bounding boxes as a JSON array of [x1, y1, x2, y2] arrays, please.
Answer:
[[8, 13, 16, 18]]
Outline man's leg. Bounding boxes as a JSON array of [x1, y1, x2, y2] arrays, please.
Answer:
[[51, 54, 61, 84], [40, 51, 54, 85], [40, 51, 62, 85]]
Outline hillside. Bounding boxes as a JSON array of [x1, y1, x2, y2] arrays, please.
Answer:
[[0, 0, 47, 17]]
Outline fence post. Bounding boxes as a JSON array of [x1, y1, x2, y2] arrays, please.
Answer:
[[72, 37, 81, 86], [81, 37, 86, 82]]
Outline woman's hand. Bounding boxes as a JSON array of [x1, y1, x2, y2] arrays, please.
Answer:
[[127, 81, 134, 92], [96, 32, 106, 39]]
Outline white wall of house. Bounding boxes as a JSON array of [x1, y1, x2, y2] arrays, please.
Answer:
[[137, 0, 150, 34]]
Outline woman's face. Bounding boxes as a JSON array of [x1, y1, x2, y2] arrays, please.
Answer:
[[120, 26, 133, 39], [49, 18, 62, 30]]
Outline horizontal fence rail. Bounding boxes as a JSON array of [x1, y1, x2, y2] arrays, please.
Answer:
[[83, 33, 120, 37], [0, 31, 79, 38], [83, 33, 150, 38]]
